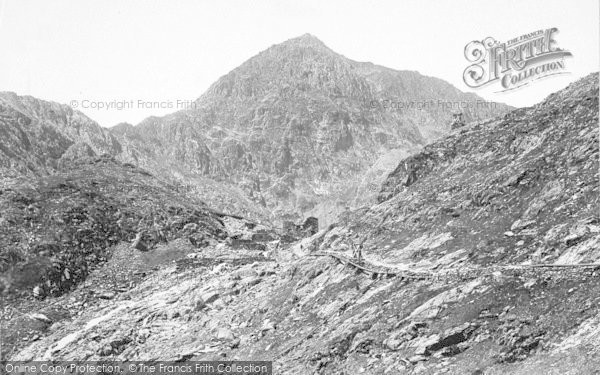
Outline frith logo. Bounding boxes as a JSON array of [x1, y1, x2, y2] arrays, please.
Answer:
[[463, 28, 572, 92]]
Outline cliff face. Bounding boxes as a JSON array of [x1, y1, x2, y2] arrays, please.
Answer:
[[113, 34, 511, 221]]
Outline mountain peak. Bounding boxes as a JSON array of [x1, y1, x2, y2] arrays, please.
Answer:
[[279, 33, 330, 51], [294, 33, 322, 41]]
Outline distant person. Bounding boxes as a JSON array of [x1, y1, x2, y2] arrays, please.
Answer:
[[356, 241, 363, 263], [352, 239, 364, 263]]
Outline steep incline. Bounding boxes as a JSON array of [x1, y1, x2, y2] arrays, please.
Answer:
[[114, 34, 510, 221], [369, 72, 598, 270]]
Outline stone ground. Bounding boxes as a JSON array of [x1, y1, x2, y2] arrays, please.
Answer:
[[2, 74, 599, 374]]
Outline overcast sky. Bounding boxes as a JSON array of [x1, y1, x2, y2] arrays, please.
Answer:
[[0, 0, 597, 127]]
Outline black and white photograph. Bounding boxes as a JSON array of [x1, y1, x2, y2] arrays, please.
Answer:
[[0, 1, 599, 374]]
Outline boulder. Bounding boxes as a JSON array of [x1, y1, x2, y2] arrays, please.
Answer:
[[194, 291, 219, 310], [261, 319, 276, 332], [563, 224, 590, 247], [29, 313, 52, 324], [385, 321, 426, 350], [32, 285, 45, 299], [543, 224, 568, 246], [216, 327, 235, 342], [97, 344, 113, 356], [385, 338, 403, 351], [132, 232, 148, 252], [415, 335, 440, 355]]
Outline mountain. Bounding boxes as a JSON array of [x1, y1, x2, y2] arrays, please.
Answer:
[[0, 35, 511, 225], [0, 92, 122, 179], [112, 34, 511, 223], [8, 69, 597, 374], [0, 93, 273, 223]]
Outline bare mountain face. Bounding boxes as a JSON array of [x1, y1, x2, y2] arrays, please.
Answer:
[[0, 35, 509, 224], [0, 92, 122, 179], [8, 70, 598, 374], [113, 34, 510, 223], [0, 94, 272, 223]]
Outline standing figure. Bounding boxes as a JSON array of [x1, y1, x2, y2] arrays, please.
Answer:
[[356, 241, 363, 263], [352, 239, 364, 263]]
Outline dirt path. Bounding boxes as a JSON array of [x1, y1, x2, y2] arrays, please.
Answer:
[[311, 251, 600, 281]]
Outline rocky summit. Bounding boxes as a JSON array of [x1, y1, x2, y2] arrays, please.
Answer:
[[0, 36, 510, 227], [0, 36, 510, 226], [109, 34, 510, 223], [3, 57, 598, 375]]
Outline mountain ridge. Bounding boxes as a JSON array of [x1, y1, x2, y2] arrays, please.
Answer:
[[112, 34, 512, 223], [0, 34, 513, 224]]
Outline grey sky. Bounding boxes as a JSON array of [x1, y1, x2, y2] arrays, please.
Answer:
[[0, 0, 597, 126]]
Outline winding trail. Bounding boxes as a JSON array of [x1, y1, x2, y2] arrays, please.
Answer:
[[310, 251, 600, 280]]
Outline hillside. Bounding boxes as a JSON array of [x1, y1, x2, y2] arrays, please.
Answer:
[[0, 94, 272, 223], [8, 71, 597, 374], [0, 155, 239, 301], [0, 154, 283, 359], [0, 35, 511, 225], [0, 92, 121, 178], [113, 34, 511, 222]]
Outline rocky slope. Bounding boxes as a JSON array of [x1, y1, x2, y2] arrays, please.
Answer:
[[0, 155, 227, 295], [0, 94, 272, 223], [0, 35, 510, 225], [0, 92, 122, 178], [0, 154, 286, 359], [7, 72, 597, 374], [113, 34, 511, 222]]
